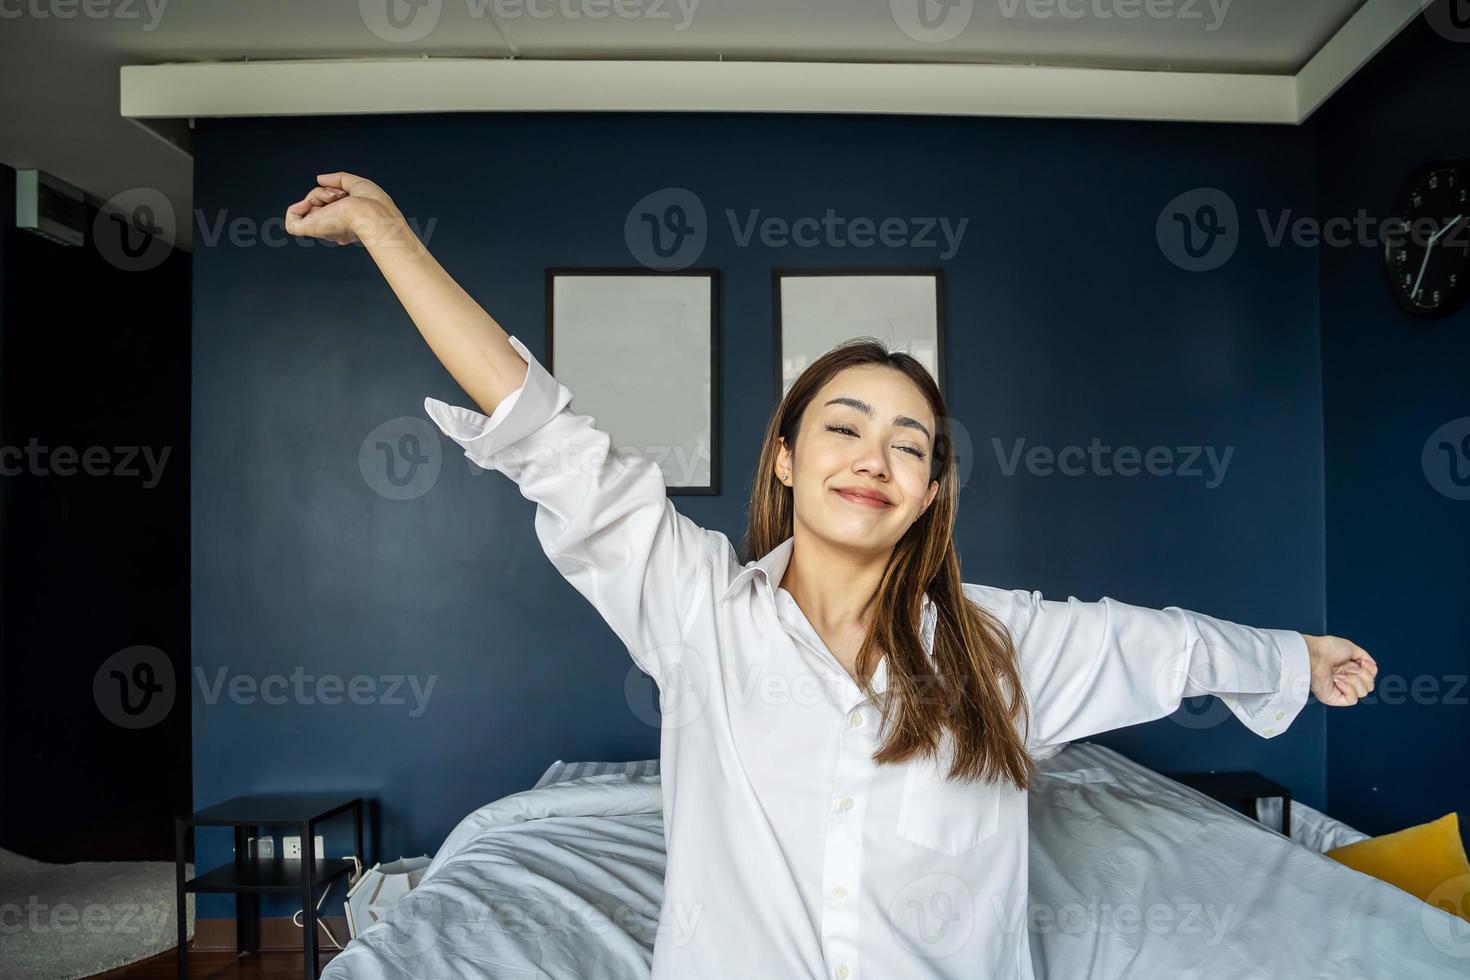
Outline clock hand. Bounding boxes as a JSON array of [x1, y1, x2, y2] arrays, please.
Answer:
[[1411, 237, 1436, 301], [1411, 214, 1466, 302], [1430, 214, 1464, 245]]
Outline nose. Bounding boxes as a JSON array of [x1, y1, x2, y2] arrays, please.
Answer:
[[852, 441, 889, 481]]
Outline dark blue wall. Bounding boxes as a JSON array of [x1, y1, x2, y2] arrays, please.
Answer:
[[191, 111, 1325, 917], [1315, 13, 1470, 840]]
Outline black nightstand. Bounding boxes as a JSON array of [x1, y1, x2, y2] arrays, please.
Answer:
[[1167, 771, 1291, 839], [175, 794, 365, 980]]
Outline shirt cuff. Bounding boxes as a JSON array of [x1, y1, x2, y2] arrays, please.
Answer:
[[422, 334, 575, 470], [1225, 628, 1312, 738]]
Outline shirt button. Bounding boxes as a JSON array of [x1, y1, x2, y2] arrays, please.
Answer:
[[1263, 728, 1274, 736], [841, 796, 855, 812], [833, 885, 847, 898], [836, 966, 849, 980], [849, 712, 864, 728], [1274, 710, 1284, 720]]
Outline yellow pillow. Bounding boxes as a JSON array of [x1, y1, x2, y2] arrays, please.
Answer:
[[1326, 812, 1470, 922]]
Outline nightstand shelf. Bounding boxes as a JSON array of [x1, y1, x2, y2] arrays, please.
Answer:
[[175, 793, 366, 980], [185, 856, 357, 894]]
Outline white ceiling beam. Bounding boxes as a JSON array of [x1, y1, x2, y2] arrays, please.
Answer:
[[122, 58, 1297, 125], [1294, 0, 1424, 123], [117, 0, 1424, 131]]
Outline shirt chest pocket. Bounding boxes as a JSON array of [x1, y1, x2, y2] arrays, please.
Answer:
[[895, 738, 1001, 854]]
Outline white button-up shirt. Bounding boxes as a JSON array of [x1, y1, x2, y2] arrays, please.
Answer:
[[424, 334, 1313, 980]]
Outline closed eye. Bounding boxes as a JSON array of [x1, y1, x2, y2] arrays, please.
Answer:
[[825, 422, 927, 460]]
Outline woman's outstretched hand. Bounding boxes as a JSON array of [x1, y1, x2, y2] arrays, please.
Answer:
[[1304, 634, 1377, 707], [284, 171, 408, 247], [281, 169, 523, 415]]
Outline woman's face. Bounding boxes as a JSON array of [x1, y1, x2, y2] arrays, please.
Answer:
[[776, 364, 940, 550]]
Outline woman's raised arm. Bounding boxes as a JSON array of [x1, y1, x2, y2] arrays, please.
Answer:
[[285, 171, 528, 416], [285, 172, 722, 684]]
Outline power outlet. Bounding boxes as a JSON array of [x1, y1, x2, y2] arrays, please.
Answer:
[[282, 835, 325, 860], [245, 836, 274, 859]]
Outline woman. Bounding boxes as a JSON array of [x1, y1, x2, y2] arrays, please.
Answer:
[[286, 172, 1377, 980]]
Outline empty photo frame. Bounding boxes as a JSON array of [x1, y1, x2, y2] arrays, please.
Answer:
[[546, 268, 720, 495], [774, 269, 945, 400]]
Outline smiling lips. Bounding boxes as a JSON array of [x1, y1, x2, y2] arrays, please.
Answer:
[[833, 487, 893, 509]]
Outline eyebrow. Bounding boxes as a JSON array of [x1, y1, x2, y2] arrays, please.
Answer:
[[824, 397, 932, 442]]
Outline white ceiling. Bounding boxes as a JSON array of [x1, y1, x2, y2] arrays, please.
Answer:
[[0, 0, 1370, 251]]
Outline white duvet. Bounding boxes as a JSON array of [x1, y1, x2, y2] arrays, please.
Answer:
[[322, 744, 1470, 979]]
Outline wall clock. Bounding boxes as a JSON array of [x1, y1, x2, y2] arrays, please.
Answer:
[[1384, 160, 1470, 318]]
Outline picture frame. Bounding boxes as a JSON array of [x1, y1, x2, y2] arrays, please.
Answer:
[[546, 268, 720, 495], [772, 268, 946, 402]]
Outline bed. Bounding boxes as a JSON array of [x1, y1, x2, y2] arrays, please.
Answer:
[[320, 743, 1468, 979]]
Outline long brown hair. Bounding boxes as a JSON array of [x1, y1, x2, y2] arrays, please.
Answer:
[[743, 338, 1037, 792]]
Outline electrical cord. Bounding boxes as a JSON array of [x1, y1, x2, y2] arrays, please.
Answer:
[[292, 854, 363, 950]]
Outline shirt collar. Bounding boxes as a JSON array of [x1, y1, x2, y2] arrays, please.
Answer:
[[718, 535, 797, 606], [719, 535, 939, 657]]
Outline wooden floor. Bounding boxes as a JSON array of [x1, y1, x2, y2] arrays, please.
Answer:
[[90, 947, 340, 979]]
